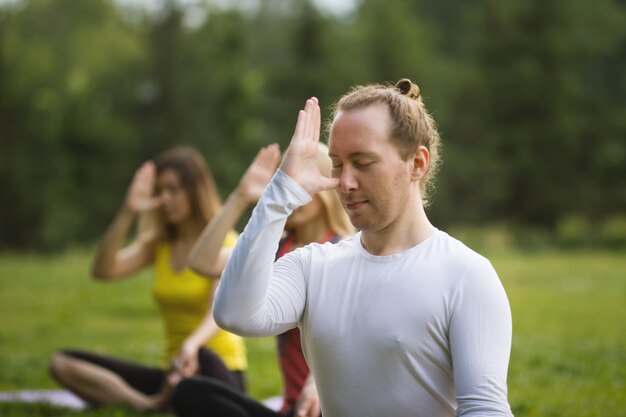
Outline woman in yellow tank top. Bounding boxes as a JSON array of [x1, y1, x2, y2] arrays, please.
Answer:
[[48, 146, 278, 411]]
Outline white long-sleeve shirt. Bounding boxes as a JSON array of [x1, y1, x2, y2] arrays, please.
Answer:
[[214, 170, 514, 417]]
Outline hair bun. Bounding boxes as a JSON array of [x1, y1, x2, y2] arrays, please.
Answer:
[[395, 78, 421, 100]]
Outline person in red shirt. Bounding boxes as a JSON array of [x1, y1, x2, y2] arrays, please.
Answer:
[[177, 143, 354, 417]]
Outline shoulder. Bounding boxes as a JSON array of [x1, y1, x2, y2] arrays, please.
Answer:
[[422, 231, 501, 290], [430, 230, 488, 266]]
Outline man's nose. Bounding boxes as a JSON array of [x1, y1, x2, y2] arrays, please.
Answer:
[[339, 165, 358, 193]]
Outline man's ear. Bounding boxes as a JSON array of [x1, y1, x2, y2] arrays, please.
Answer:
[[410, 146, 430, 182]]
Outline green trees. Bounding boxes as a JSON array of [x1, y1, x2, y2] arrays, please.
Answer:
[[441, 0, 626, 232], [0, 0, 146, 248], [0, 0, 624, 249]]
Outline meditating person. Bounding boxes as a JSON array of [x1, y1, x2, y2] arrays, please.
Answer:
[[49, 146, 256, 411], [213, 80, 514, 417], [173, 143, 354, 417]]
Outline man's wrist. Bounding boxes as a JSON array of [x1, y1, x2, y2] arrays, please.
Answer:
[[274, 169, 313, 205]]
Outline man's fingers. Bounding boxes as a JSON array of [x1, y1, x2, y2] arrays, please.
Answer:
[[319, 176, 340, 191], [312, 99, 321, 145], [292, 97, 320, 145], [303, 99, 315, 141], [304, 98, 320, 143], [293, 109, 306, 142], [279, 97, 328, 195]]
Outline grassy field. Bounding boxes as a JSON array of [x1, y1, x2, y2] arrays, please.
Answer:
[[0, 246, 624, 416]]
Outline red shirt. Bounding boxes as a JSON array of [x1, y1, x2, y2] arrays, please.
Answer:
[[276, 231, 339, 414]]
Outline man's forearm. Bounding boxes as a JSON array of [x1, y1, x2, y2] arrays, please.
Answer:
[[213, 170, 312, 336]]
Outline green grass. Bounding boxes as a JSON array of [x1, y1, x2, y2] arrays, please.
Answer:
[[493, 251, 626, 417], [0, 247, 624, 416], [0, 248, 280, 416]]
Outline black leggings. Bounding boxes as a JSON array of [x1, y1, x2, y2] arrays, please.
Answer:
[[172, 376, 295, 417], [59, 348, 246, 395]]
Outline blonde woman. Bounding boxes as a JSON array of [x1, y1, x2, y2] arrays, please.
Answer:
[[172, 143, 354, 417], [49, 147, 255, 411]]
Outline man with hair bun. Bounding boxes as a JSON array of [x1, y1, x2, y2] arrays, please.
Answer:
[[214, 79, 514, 417]]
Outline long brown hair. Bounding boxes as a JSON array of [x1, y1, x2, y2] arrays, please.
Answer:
[[140, 147, 221, 242]]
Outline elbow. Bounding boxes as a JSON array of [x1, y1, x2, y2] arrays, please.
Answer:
[[213, 305, 271, 338], [213, 309, 238, 336], [213, 305, 236, 333], [91, 269, 108, 281], [91, 264, 115, 281], [213, 304, 251, 337], [187, 252, 201, 274]]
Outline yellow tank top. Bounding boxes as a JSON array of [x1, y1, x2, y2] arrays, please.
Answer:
[[152, 231, 247, 371]]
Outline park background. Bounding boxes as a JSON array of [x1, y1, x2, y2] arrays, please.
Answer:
[[0, 0, 624, 416]]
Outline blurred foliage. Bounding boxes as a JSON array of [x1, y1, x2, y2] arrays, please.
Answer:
[[0, 0, 624, 250]]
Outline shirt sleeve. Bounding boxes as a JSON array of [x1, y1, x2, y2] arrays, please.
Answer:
[[449, 258, 514, 417], [213, 170, 313, 337]]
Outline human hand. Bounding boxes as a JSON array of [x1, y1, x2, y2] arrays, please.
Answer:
[[167, 343, 198, 385], [125, 161, 161, 213], [235, 144, 281, 204], [280, 97, 339, 196], [295, 375, 321, 417]]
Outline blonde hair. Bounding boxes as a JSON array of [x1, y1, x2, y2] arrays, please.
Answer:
[[328, 78, 442, 207], [139, 147, 221, 242], [315, 143, 355, 237]]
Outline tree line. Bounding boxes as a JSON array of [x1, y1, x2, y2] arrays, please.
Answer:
[[1, 0, 624, 250]]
